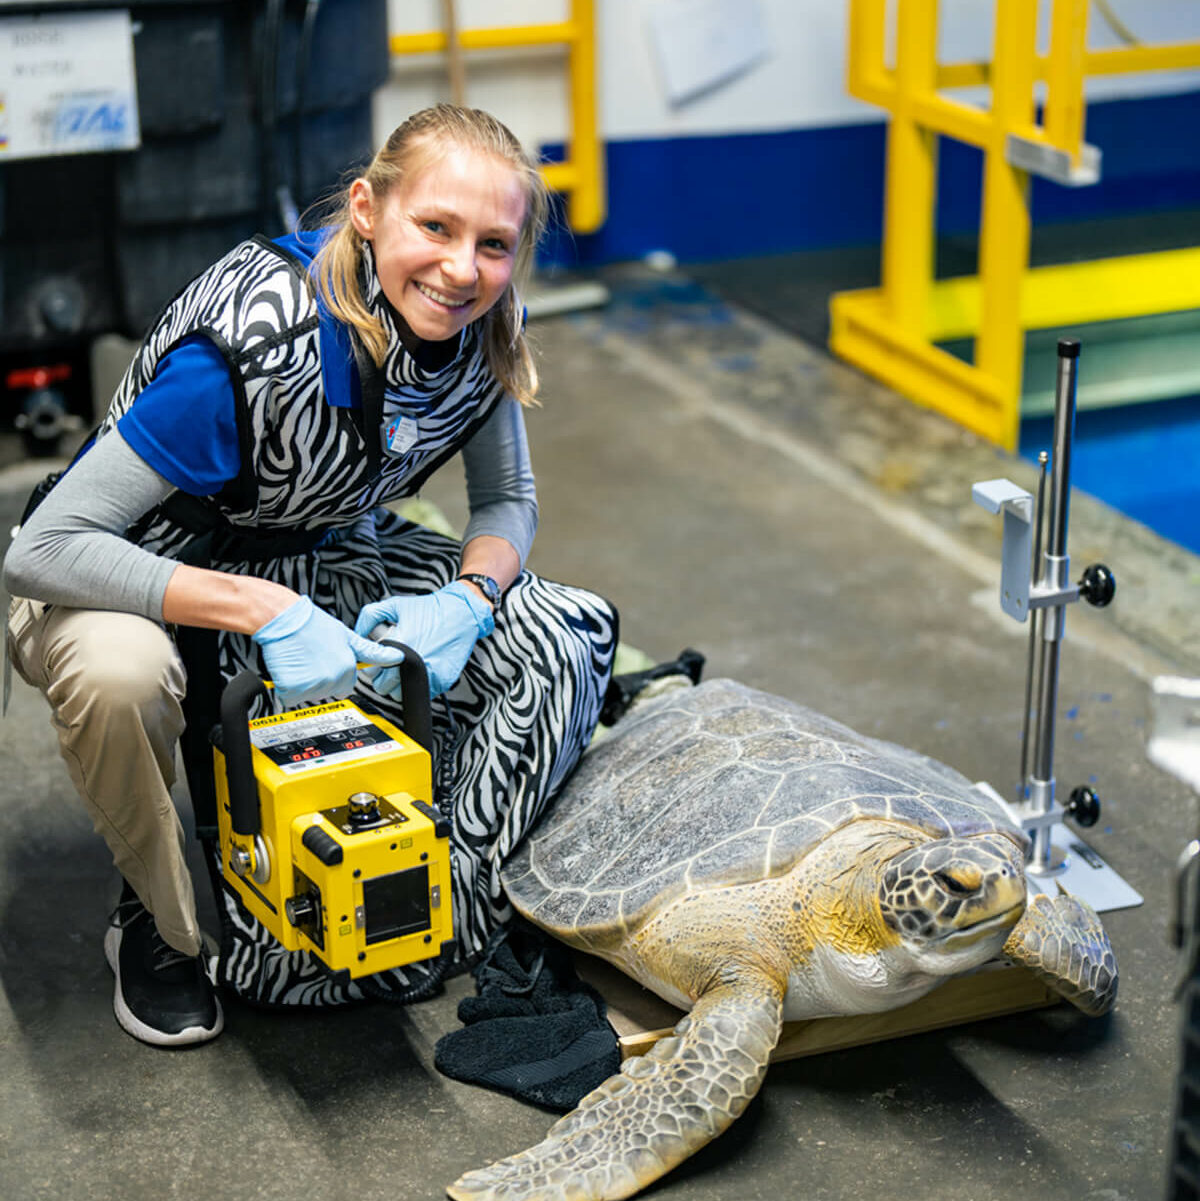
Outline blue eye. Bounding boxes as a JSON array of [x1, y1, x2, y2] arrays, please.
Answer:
[[423, 220, 445, 234]]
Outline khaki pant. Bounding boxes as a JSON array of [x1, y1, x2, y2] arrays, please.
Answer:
[[7, 598, 201, 956]]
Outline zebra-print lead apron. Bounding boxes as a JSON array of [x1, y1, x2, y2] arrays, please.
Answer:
[[209, 515, 617, 1007], [100, 233, 619, 1006]]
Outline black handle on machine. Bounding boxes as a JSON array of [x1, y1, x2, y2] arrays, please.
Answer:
[[379, 639, 434, 755], [221, 671, 270, 838], [219, 640, 434, 840]]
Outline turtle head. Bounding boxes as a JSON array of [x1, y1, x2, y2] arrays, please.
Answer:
[[878, 833, 1026, 974]]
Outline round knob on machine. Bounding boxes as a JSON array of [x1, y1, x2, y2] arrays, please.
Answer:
[[1078, 563, 1116, 608], [285, 893, 317, 927], [229, 845, 253, 878], [347, 791, 381, 825], [1066, 785, 1101, 828]]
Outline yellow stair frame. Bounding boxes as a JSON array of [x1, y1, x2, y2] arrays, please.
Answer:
[[390, 0, 605, 235], [829, 0, 1200, 451]]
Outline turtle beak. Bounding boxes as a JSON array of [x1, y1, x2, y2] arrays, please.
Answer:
[[940, 897, 1025, 947]]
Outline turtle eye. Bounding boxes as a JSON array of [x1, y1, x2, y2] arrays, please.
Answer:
[[934, 869, 978, 896]]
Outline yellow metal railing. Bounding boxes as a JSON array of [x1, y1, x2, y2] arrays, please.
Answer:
[[829, 0, 1200, 451], [390, 1, 605, 234]]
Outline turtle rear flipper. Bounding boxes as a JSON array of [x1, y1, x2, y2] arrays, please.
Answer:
[[446, 969, 784, 1201], [1002, 892, 1118, 1016]]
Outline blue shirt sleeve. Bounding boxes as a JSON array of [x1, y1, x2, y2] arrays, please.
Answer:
[[116, 335, 242, 496]]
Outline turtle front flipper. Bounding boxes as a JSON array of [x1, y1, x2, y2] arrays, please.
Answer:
[[1002, 892, 1118, 1016], [446, 968, 785, 1201]]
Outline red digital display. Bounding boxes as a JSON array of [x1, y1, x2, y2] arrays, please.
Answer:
[[258, 719, 391, 769]]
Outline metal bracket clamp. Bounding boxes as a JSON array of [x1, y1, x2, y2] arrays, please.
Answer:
[[1009, 805, 1061, 842], [972, 478, 1033, 621], [1009, 776, 1059, 838], [1031, 554, 1080, 616], [1006, 134, 1102, 187], [973, 479, 1083, 624]]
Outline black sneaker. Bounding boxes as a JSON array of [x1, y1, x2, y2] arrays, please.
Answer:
[[103, 885, 223, 1047]]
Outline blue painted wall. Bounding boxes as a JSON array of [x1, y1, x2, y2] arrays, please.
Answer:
[[541, 88, 1200, 267]]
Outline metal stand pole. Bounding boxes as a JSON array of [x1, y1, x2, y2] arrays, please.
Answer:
[[1026, 340, 1080, 874], [1017, 451, 1048, 805], [972, 337, 1134, 910]]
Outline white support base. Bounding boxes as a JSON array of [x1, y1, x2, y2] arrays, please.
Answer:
[[975, 781, 1144, 914], [1025, 820, 1145, 912]]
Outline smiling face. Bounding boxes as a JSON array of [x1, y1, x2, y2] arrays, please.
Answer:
[[348, 141, 528, 343]]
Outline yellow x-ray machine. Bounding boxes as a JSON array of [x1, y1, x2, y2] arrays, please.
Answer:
[[212, 649, 454, 982]]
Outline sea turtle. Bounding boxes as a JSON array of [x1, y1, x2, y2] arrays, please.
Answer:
[[448, 678, 1117, 1201]]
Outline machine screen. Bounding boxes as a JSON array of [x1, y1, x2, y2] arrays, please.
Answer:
[[363, 865, 431, 944]]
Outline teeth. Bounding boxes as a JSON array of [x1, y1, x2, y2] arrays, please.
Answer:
[[416, 281, 470, 308]]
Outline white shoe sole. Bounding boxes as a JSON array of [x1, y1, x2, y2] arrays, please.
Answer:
[[104, 925, 225, 1047]]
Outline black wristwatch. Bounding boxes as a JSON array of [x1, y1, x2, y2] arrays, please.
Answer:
[[457, 572, 503, 609]]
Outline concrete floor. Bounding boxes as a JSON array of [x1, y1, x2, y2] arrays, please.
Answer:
[[1, 265, 1197, 1201]]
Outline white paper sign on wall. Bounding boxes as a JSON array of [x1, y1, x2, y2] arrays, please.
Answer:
[[0, 10, 140, 161], [645, 0, 771, 107]]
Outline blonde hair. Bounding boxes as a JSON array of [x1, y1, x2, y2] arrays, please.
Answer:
[[313, 105, 550, 406]]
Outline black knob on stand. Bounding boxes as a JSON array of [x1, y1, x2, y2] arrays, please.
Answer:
[[1079, 563, 1116, 607], [1066, 785, 1101, 828]]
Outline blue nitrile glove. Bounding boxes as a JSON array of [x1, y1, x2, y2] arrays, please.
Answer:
[[251, 595, 405, 709], [354, 581, 495, 698]]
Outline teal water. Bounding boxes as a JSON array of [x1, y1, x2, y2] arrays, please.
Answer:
[[1021, 394, 1200, 555]]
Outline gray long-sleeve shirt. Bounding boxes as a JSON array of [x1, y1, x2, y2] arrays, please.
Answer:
[[3, 395, 538, 622]]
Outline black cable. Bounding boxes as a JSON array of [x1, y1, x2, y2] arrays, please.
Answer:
[[358, 947, 454, 1005]]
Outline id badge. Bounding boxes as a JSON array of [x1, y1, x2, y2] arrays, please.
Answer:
[[382, 413, 419, 457]]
